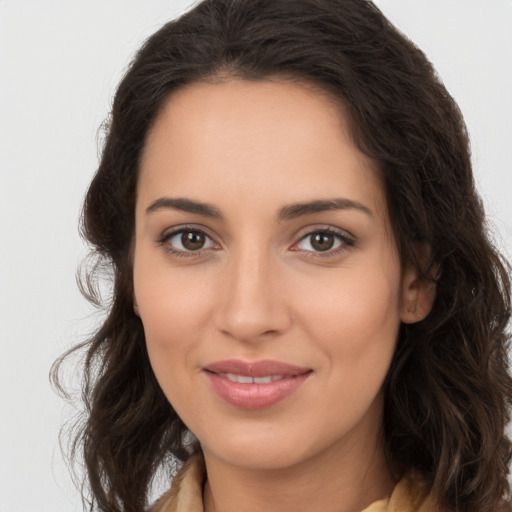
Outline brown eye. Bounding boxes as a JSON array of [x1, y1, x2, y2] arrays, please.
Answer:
[[294, 229, 353, 255], [310, 232, 335, 252], [163, 228, 217, 254], [181, 230, 205, 250]]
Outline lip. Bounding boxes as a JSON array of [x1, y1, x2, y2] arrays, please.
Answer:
[[203, 359, 312, 410]]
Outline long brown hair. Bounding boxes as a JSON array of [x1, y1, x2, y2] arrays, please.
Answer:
[[52, 0, 512, 510]]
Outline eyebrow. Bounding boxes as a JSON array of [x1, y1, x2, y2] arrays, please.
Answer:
[[145, 197, 373, 220], [146, 197, 222, 218], [277, 198, 373, 221]]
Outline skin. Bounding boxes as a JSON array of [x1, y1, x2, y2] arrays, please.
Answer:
[[133, 78, 434, 512]]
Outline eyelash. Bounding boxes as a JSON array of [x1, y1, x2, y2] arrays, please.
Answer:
[[157, 225, 219, 258], [292, 227, 355, 259], [157, 225, 355, 259]]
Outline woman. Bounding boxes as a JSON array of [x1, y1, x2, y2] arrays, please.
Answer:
[[53, 0, 512, 511]]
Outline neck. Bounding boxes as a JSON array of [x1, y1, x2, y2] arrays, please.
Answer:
[[202, 429, 395, 512]]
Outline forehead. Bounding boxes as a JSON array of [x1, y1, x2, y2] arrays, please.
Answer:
[[138, 78, 387, 221]]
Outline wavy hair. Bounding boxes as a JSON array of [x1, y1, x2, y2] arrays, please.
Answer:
[[52, 0, 512, 511]]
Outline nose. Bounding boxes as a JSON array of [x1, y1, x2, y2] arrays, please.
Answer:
[[214, 246, 291, 343]]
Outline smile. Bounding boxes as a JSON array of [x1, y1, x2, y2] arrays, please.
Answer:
[[203, 360, 312, 410], [217, 373, 286, 384]]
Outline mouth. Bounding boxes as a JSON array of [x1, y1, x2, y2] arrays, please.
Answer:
[[214, 373, 290, 384], [203, 359, 313, 410], [204, 359, 311, 378]]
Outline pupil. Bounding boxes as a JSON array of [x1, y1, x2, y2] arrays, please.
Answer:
[[182, 231, 205, 250], [311, 233, 334, 251]]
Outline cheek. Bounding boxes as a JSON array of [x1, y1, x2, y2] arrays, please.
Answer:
[[134, 241, 216, 331], [298, 265, 401, 340], [302, 270, 401, 431], [137, 275, 212, 339], [133, 256, 216, 391], [293, 261, 402, 392]]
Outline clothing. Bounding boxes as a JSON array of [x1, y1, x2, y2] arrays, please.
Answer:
[[153, 452, 438, 512]]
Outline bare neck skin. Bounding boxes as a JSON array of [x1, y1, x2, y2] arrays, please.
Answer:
[[202, 398, 395, 512]]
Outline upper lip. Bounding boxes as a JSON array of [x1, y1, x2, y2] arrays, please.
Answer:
[[204, 359, 312, 378]]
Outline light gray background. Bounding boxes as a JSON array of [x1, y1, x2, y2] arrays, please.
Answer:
[[1, 1, 511, 510]]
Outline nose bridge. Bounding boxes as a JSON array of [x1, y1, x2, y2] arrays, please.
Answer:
[[215, 239, 289, 342]]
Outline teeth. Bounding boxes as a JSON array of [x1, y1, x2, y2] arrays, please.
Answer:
[[227, 373, 253, 384], [253, 376, 273, 384], [220, 373, 285, 384]]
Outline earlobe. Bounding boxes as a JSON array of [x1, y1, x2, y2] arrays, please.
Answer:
[[400, 264, 436, 324], [133, 297, 140, 317]]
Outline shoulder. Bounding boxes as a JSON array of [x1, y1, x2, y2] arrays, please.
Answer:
[[151, 452, 205, 512], [387, 473, 512, 512], [385, 472, 439, 512]]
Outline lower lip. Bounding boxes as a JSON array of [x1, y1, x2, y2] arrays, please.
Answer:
[[205, 372, 311, 410]]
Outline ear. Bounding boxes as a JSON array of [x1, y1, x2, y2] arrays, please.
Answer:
[[400, 262, 437, 324]]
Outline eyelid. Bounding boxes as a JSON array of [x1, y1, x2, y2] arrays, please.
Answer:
[[289, 225, 356, 256], [156, 223, 355, 259], [157, 224, 221, 257]]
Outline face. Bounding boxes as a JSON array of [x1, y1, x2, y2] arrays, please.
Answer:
[[133, 79, 430, 472]]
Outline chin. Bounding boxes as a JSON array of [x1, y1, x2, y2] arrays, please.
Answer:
[[207, 443, 309, 471], [197, 420, 338, 473]]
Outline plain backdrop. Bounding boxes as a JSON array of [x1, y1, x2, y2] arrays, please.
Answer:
[[1, 1, 511, 510]]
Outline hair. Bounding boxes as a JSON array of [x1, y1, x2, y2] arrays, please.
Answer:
[[51, 0, 512, 511]]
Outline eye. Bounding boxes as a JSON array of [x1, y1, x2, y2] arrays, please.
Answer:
[[159, 228, 218, 254], [293, 228, 354, 254]]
